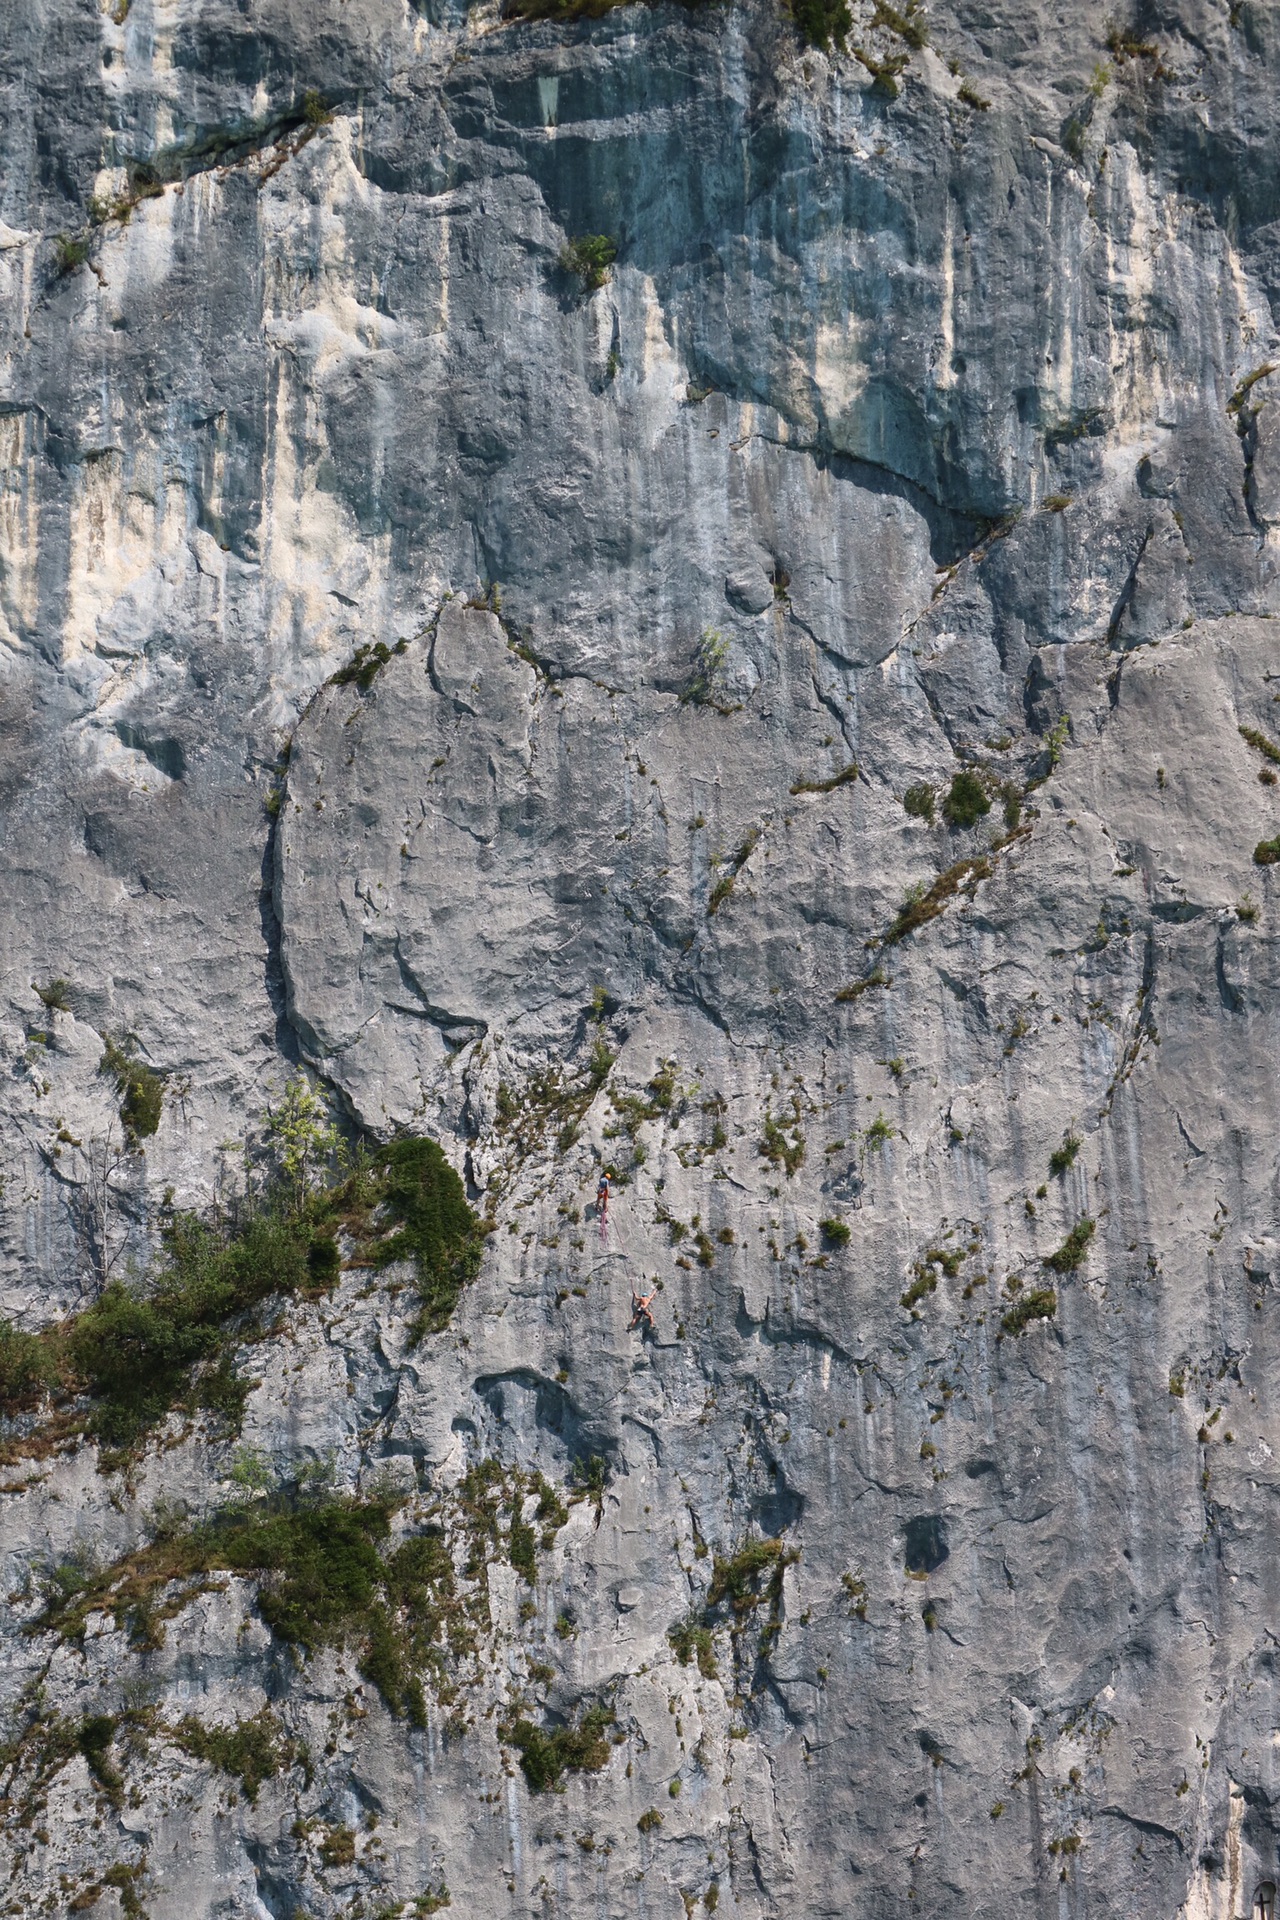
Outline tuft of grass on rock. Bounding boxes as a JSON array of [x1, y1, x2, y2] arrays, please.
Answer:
[[1045, 1218, 1095, 1273], [1000, 1288, 1057, 1336], [503, 1705, 614, 1791]]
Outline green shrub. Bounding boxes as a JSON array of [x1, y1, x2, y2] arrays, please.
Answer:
[[855, 46, 910, 94], [1239, 724, 1280, 765], [78, 1714, 123, 1803], [1255, 838, 1280, 866], [669, 1618, 718, 1679], [54, 234, 91, 275], [682, 628, 731, 708], [900, 1268, 937, 1310], [708, 828, 760, 915], [571, 1453, 608, 1512], [902, 783, 935, 822], [220, 1497, 390, 1648], [1001, 1288, 1057, 1335], [707, 1539, 794, 1617], [62, 1211, 310, 1446], [901, 1244, 963, 1309], [1046, 715, 1070, 768], [1048, 1133, 1081, 1177], [790, 0, 852, 50], [330, 638, 406, 691], [172, 1707, 294, 1802], [941, 770, 990, 830], [505, 1705, 613, 1791], [0, 1320, 55, 1406], [369, 1136, 483, 1335], [637, 1808, 663, 1833], [33, 1471, 549, 1734], [504, 0, 624, 21], [320, 1826, 356, 1867], [1045, 1218, 1095, 1273], [819, 1218, 850, 1248], [100, 1038, 164, 1140], [532, 1472, 569, 1537], [841, 1571, 868, 1619], [508, 1505, 537, 1585], [1, 1131, 479, 1453], [559, 235, 617, 292], [759, 1106, 805, 1176], [35, 979, 72, 1011]]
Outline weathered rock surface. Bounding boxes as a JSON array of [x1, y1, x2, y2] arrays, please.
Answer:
[[4, 1, 1280, 1916]]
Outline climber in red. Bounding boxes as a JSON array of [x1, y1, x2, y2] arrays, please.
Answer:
[[628, 1287, 656, 1333], [596, 1170, 610, 1222]]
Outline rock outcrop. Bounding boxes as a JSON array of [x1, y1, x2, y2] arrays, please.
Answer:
[[4, 2, 1280, 1916]]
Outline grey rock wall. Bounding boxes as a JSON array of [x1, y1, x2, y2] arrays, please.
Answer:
[[4, 1, 1280, 1916]]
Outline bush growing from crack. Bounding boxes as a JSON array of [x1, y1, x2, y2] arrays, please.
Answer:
[[369, 1136, 485, 1337], [1048, 1133, 1081, 1177], [884, 856, 990, 944], [669, 1618, 718, 1679], [1000, 1288, 1057, 1336], [759, 1102, 805, 1175], [708, 828, 760, 914], [32, 1469, 565, 1727], [790, 762, 858, 796], [941, 769, 990, 830], [1045, 1218, 1094, 1273], [0, 1130, 483, 1452], [100, 1038, 164, 1142], [0, 1320, 55, 1407], [835, 965, 888, 1003], [682, 627, 731, 708], [788, 0, 852, 49], [706, 1538, 796, 1618], [559, 234, 617, 292], [54, 234, 91, 275], [503, 1704, 614, 1791], [329, 637, 406, 691], [571, 1453, 609, 1515]]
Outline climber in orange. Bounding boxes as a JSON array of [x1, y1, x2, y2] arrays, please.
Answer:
[[628, 1287, 656, 1333]]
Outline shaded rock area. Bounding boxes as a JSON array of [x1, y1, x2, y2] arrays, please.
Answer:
[[3, 2, 1280, 1916]]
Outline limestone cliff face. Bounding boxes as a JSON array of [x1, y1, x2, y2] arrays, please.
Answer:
[[4, 2, 1280, 1915]]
